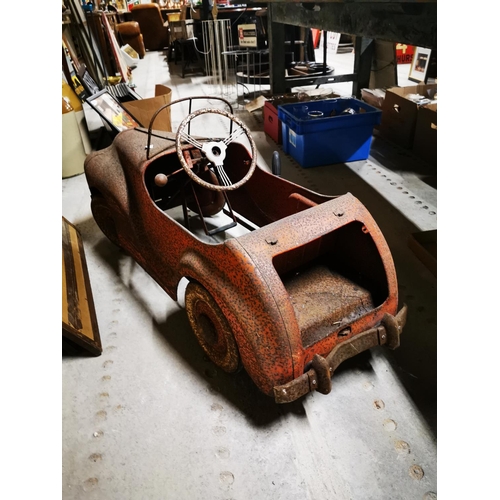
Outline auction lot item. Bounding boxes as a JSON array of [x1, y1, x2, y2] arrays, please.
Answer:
[[84, 96, 406, 403]]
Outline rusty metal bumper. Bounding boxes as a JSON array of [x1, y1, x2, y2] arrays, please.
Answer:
[[273, 304, 408, 403]]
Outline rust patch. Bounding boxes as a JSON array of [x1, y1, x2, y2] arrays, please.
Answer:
[[284, 264, 374, 347]]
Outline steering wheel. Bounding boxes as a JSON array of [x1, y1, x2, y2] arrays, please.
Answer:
[[175, 108, 257, 192]]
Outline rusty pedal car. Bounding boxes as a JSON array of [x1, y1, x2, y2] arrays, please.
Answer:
[[84, 96, 407, 403]]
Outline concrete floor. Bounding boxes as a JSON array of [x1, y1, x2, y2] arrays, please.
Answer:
[[62, 49, 437, 499]]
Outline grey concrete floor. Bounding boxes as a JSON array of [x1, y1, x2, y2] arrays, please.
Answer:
[[62, 50, 437, 499]]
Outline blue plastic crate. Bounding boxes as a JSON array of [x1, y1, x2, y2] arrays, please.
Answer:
[[278, 98, 382, 168]]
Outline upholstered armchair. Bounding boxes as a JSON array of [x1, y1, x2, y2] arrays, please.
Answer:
[[131, 3, 169, 51], [115, 21, 146, 59]]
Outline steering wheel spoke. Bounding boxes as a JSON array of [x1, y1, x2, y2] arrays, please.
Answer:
[[223, 127, 246, 146], [179, 131, 205, 150], [175, 108, 257, 192], [214, 165, 232, 187]]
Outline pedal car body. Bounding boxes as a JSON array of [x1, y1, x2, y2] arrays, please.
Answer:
[[84, 98, 407, 403]]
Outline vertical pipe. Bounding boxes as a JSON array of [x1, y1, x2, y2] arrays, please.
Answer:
[[221, 20, 229, 91], [215, 21, 223, 95], [246, 48, 250, 102], [323, 30, 327, 74], [267, 5, 286, 95], [259, 50, 262, 98], [353, 37, 375, 98], [209, 21, 217, 89], [202, 21, 210, 80], [188, 97, 192, 136]]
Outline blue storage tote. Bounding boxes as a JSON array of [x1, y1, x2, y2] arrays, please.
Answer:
[[278, 98, 382, 168]]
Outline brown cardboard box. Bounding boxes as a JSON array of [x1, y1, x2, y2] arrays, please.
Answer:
[[361, 88, 386, 110], [122, 85, 172, 132], [412, 103, 437, 166], [379, 84, 437, 149]]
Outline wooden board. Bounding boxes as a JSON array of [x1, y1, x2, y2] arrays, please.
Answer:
[[62, 217, 102, 356], [101, 12, 129, 82], [408, 229, 437, 277]]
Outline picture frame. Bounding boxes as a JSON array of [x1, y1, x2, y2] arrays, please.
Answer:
[[408, 47, 432, 83], [77, 64, 101, 99], [101, 12, 129, 82], [115, 0, 127, 13], [77, 63, 141, 103], [62, 217, 102, 356], [86, 89, 141, 134]]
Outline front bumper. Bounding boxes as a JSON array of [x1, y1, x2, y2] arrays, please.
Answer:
[[273, 304, 408, 403]]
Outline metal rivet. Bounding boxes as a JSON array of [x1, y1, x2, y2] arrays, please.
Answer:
[[312, 380, 316, 385], [282, 389, 286, 394], [145, 144, 154, 150], [409, 464, 424, 480], [381, 334, 386, 339]]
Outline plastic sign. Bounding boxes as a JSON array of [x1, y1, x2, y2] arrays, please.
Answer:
[[396, 43, 415, 64], [238, 24, 258, 48]]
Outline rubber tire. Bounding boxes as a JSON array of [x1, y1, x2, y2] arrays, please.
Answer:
[[185, 281, 241, 373]]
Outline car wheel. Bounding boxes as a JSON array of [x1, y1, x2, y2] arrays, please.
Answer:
[[185, 281, 241, 373], [91, 195, 120, 247]]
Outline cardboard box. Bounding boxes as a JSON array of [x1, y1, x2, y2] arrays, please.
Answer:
[[379, 84, 437, 149], [412, 103, 437, 166], [122, 84, 172, 132], [361, 88, 386, 110]]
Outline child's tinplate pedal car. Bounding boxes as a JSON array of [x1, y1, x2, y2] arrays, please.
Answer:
[[84, 96, 407, 403]]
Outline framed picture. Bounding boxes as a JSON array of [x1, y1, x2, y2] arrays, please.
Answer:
[[116, 0, 127, 12], [408, 47, 432, 83], [86, 89, 141, 134], [62, 217, 102, 356]]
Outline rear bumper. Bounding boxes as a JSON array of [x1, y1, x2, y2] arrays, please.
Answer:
[[273, 304, 408, 403]]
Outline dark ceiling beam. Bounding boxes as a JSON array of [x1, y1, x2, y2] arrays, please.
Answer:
[[261, 0, 436, 2], [268, 2, 437, 50]]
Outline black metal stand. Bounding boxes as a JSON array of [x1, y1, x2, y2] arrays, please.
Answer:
[[183, 181, 237, 237]]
